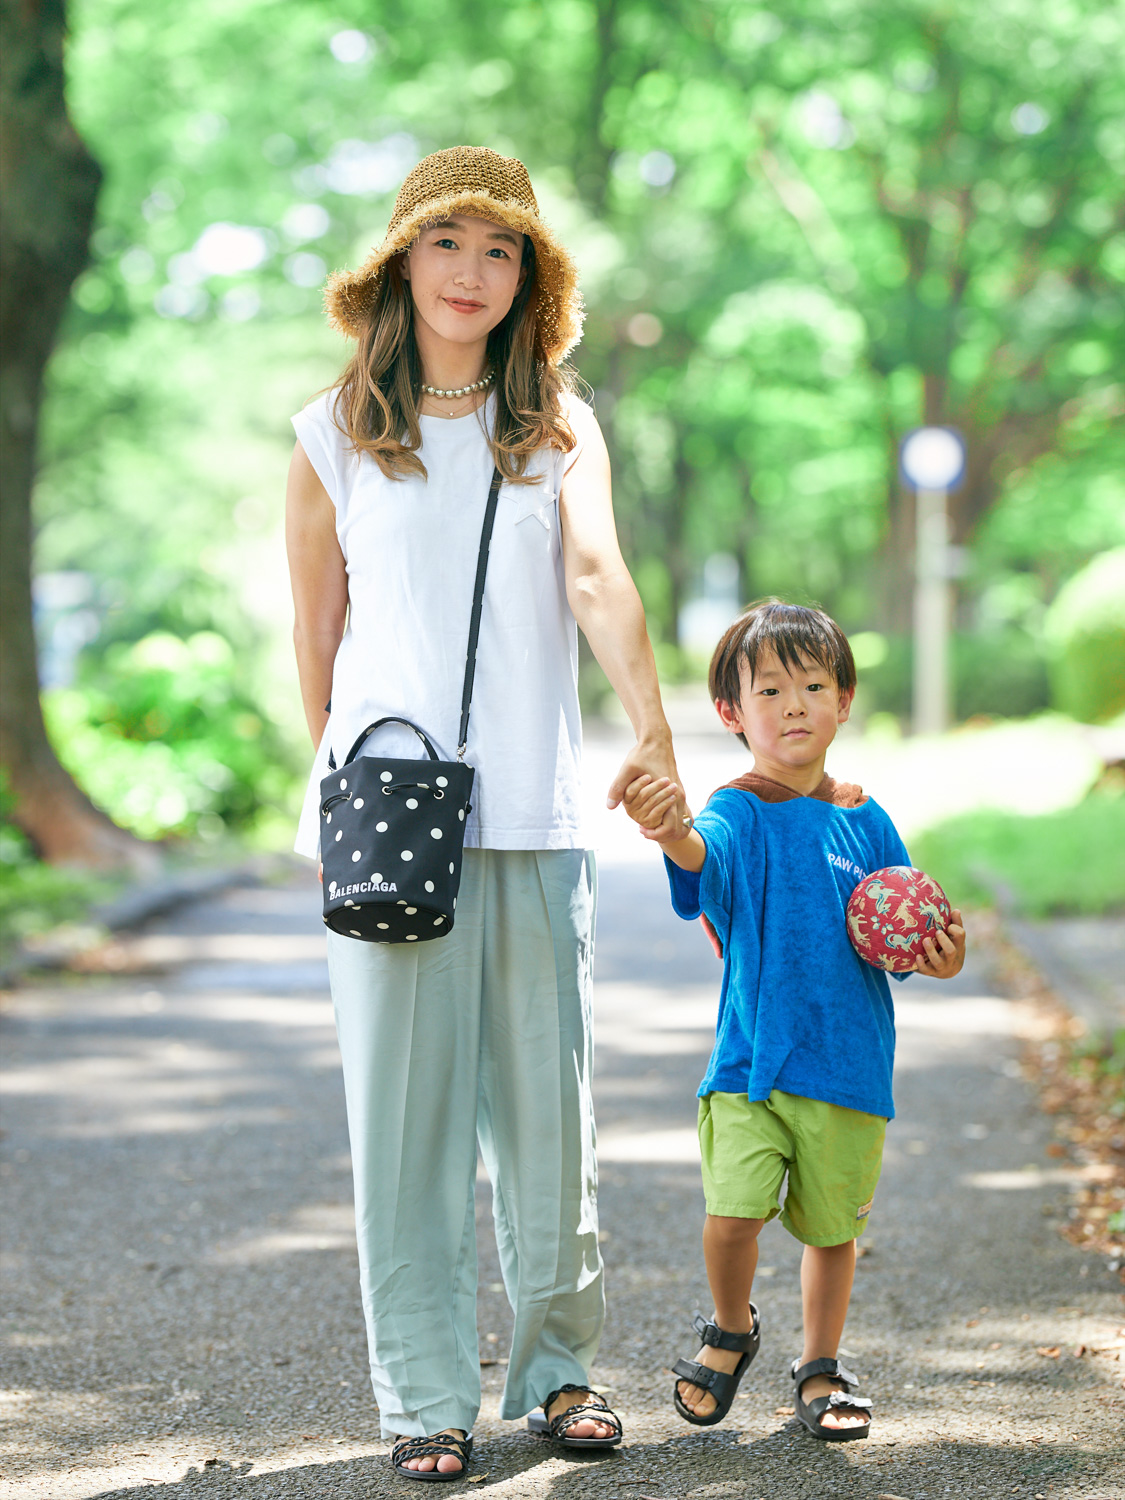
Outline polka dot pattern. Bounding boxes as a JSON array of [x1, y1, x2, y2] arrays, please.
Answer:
[[319, 749, 473, 945]]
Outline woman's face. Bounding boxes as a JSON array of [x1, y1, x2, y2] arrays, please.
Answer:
[[400, 213, 527, 349]]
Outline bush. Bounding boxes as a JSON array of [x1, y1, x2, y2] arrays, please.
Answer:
[[1043, 548, 1125, 723], [856, 629, 1050, 723], [0, 774, 119, 955], [42, 630, 299, 841], [910, 790, 1125, 917]]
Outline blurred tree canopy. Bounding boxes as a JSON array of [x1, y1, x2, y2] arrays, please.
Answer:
[[9, 0, 1125, 854]]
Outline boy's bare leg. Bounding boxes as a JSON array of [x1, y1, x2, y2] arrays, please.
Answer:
[[797, 1239, 868, 1431], [676, 1213, 765, 1418]]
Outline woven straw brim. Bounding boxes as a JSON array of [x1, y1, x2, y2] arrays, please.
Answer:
[[324, 191, 584, 363]]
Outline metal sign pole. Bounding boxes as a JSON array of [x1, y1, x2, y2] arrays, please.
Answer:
[[899, 426, 966, 738], [912, 486, 951, 735]]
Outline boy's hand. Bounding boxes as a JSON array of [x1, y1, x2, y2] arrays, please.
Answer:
[[912, 909, 966, 978], [623, 775, 707, 872], [623, 774, 689, 842]]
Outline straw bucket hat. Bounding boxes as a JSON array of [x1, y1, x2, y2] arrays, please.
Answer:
[[324, 145, 584, 363]]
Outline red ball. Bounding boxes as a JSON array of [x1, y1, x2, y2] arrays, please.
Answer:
[[846, 865, 951, 972]]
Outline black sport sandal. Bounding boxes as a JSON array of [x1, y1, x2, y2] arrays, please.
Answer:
[[390, 1430, 473, 1482], [671, 1303, 761, 1426], [526, 1384, 623, 1448], [790, 1356, 873, 1441]]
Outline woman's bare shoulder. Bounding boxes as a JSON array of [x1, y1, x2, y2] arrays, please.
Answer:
[[559, 388, 599, 436]]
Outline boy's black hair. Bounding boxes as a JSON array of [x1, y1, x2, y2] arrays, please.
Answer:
[[708, 599, 857, 748]]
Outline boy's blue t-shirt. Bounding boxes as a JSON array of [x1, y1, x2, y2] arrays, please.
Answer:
[[665, 781, 911, 1120]]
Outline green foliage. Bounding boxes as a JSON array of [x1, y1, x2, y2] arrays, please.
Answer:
[[17, 0, 1120, 861], [47, 0, 1123, 648], [911, 791, 1125, 917], [0, 775, 119, 954], [42, 631, 298, 841], [1043, 548, 1125, 723], [855, 630, 1050, 723]]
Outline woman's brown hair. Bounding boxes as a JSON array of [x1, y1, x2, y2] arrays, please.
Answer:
[[331, 238, 577, 482]]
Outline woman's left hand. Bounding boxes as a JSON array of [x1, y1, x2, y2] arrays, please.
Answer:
[[558, 407, 685, 835]]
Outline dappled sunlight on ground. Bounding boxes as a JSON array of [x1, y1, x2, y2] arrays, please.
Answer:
[[3, 866, 1122, 1499]]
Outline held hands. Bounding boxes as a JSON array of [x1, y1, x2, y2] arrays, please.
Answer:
[[623, 773, 692, 844], [911, 909, 966, 978], [623, 774, 706, 872]]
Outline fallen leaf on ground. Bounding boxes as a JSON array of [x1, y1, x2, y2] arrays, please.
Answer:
[[1074, 1344, 1087, 1356], [1036, 1346, 1061, 1358], [774, 1405, 795, 1415], [965, 1317, 979, 1327]]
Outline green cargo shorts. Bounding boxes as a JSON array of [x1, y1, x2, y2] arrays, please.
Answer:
[[698, 1088, 887, 1247]]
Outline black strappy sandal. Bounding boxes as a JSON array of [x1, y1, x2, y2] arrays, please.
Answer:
[[526, 1384, 623, 1448], [390, 1430, 473, 1482], [790, 1356, 873, 1442], [671, 1303, 761, 1426]]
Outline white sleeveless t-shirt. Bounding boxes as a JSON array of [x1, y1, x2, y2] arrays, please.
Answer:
[[290, 390, 591, 859]]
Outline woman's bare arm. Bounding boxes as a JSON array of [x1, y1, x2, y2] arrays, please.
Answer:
[[285, 441, 348, 747], [558, 410, 685, 820]]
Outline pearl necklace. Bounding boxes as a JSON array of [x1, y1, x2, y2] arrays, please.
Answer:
[[420, 371, 493, 400]]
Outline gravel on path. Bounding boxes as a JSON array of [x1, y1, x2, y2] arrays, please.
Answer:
[[2, 854, 1123, 1500]]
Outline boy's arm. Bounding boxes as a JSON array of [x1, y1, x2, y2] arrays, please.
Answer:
[[622, 775, 707, 873]]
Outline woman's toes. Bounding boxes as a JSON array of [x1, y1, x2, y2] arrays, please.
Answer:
[[677, 1381, 714, 1415], [569, 1416, 613, 1438], [435, 1453, 463, 1473]]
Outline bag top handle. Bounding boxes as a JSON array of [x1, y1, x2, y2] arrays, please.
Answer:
[[340, 716, 440, 768]]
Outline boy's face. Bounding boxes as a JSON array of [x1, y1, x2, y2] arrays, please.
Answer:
[[716, 647, 853, 770]]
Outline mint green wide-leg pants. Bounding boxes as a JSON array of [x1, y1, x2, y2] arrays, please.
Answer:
[[326, 848, 604, 1441]]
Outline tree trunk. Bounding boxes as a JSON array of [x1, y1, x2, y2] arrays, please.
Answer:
[[0, 0, 151, 869]]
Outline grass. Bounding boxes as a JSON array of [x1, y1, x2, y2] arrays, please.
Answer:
[[0, 857, 122, 964], [911, 789, 1125, 917]]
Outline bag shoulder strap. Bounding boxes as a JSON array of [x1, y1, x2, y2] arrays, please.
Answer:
[[457, 465, 503, 758]]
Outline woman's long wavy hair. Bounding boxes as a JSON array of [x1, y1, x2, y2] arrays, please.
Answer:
[[331, 238, 577, 482]]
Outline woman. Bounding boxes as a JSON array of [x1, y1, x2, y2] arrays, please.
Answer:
[[285, 146, 683, 1481]]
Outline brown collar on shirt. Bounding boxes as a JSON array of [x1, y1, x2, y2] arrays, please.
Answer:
[[715, 769, 868, 808], [696, 771, 868, 960]]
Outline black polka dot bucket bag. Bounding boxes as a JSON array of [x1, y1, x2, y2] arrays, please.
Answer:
[[318, 468, 502, 944]]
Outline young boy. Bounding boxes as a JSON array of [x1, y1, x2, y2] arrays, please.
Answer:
[[624, 600, 965, 1442]]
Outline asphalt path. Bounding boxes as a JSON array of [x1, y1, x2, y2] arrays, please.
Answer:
[[2, 750, 1123, 1499]]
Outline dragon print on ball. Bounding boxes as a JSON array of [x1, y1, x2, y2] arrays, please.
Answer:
[[846, 865, 951, 972]]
